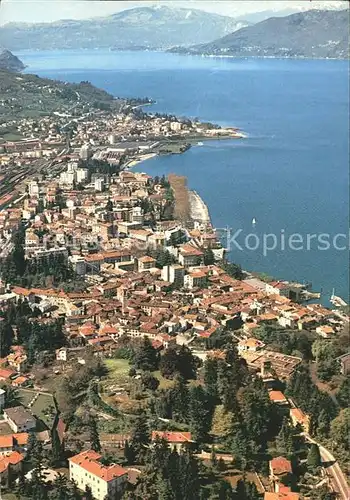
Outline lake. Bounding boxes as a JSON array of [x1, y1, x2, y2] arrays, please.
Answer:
[[19, 50, 349, 304]]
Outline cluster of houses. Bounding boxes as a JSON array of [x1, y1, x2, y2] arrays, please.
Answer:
[[0, 157, 348, 498]]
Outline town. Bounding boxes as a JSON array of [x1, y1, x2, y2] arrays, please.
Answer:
[[0, 86, 349, 500]]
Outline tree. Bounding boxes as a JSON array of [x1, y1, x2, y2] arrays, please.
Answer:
[[0, 321, 14, 357], [124, 440, 136, 465], [84, 485, 93, 500], [210, 405, 233, 438], [133, 337, 159, 371], [307, 443, 321, 471], [160, 345, 198, 381], [317, 409, 331, 438], [3, 385, 21, 408], [276, 417, 295, 456], [203, 247, 215, 266], [159, 347, 179, 379], [188, 385, 213, 442], [336, 377, 350, 408], [230, 424, 256, 470], [129, 411, 150, 463], [105, 199, 114, 211], [330, 408, 350, 451], [169, 375, 189, 422], [308, 485, 336, 500], [234, 479, 260, 500], [203, 357, 218, 399], [141, 371, 159, 391], [51, 427, 63, 464], [89, 416, 101, 452]]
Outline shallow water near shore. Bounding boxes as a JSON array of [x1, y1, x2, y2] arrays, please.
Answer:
[[19, 50, 349, 305]]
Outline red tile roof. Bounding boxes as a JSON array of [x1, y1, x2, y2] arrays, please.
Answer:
[[151, 431, 192, 443], [69, 450, 127, 482], [0, 451, 24, 473], [268, 391, 287, 403], [270, 456, 292, 475]]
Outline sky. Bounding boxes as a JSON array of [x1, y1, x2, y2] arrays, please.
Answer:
[[0, 0, 348, 24]]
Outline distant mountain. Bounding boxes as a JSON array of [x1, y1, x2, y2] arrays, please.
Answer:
[[235, 1, 348, 23], [183, 9, 349, 59], [0, 6, 251, 51], [0, 49, 25, 72]]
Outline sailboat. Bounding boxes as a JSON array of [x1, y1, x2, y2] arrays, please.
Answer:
[[252, 217, 256, 225]]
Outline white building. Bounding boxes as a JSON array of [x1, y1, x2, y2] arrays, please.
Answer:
[[28, 181, 39, 197], [161, 264, 185, 286], [69, 255, 86, 276], [76, 168, 89, 184], [95, 177, 105, 192], [69, 450, 128, 500], [4, 406, 36, 433], [80, 144, 91, 160]]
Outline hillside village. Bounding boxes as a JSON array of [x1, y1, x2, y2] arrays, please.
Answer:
[[0, 143, 349, 499], [0, 59, 348, 500]]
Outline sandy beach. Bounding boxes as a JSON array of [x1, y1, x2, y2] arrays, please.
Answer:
[[126, 152, 158, 168], [189, 190, 211, 225]]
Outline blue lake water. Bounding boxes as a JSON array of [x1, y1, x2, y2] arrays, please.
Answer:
[[19, 50, 349, 304]]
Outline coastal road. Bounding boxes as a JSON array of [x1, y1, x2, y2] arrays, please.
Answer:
[[303, 433, 350, 499]]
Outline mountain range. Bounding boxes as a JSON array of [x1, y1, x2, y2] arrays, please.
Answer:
[[180, 9, 349, 59], [0, 6, 249, 51]]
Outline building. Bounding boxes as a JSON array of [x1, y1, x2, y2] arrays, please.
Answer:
[[336, 352, 350, 375], [269, 456, 292, 493], [76, 168, 89, 184], [3, 406, 36, 433], [161, 264, 185, 286], [178, 244, 203, 268], [184, 270, 208, 289], [95, 177, 105, 192], [80, 144, 91, 160], [0, 451, 24, 482], [238, 338, 265, 353], [289, 408, 310, 433], [151, 431, 193, 452], [69, 255, 86, 275], [268, 391, 288, 405], [69, 450, 128, 500], [0, 435, 13, 456], [138, 256, 156, 272], [28, 181, 39, 197], [316, 325, 335, 338], [264, 493, 299, 500]]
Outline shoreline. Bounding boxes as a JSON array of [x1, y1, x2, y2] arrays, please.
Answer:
[[124, 152, 158, 169], [189, 190, 211, 226]]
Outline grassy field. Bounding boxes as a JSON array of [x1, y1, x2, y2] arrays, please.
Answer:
[[31, 393, 57, 430], [17, 388, 37, 407], [17, 389, 57, 430], [104, 358, 130, 386], [103, 358, 176, 392]]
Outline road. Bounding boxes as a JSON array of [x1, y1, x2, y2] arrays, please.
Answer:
[[303, 433, 350, 500]]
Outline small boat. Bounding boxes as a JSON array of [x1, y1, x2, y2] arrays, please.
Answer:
[[330, 288, 347, 307], [252, 217, 256, 225], [197, 142, 204, 146]]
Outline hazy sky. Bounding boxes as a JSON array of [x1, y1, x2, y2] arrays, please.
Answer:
[[0, 0, 348, 24]]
